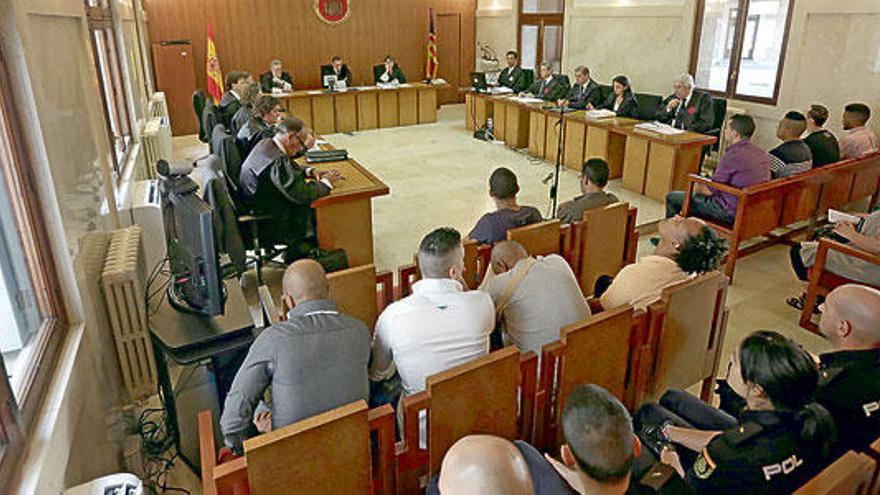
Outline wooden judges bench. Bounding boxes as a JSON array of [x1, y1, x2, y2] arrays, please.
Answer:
[[466, 92, 716, 201], [310, 145, 390, 267], [279, 83, 445, 136]]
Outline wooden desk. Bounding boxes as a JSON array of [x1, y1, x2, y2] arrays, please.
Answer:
[[464, 92, 717, 200], [280, 83, 443, 135], [310, 147, 390, 267]]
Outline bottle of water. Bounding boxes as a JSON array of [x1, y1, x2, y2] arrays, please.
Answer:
[[486, 117, 494, 133]]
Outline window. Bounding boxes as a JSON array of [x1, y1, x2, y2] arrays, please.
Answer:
[[0, 50, 67, 482], [690, 0, 794, 104], [86, 4, 133, 174], [518, 0, 564, 72]]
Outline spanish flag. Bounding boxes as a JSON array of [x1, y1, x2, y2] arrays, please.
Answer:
[[425, 9, 438, 81], [206, 22, 224, 104]]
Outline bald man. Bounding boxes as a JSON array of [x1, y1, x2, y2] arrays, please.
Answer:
[[433, 436, 535, 495], [599, 215, 725, 311], [768, 111, 813, 178], [815, 284, 880, 454], [482, 241, 589, 355], [220, 260, 370, 453]]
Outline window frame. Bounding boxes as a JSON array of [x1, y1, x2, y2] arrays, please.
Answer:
[[86, 4, 134, 177], [517, 0, 564, 71], [688, 0, 796, 106], [0, 44, 68, 490]]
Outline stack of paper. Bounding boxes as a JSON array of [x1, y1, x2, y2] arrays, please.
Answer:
[[828, 209, 861, 225], [634, 122, 685, 135], [585, 109, 617, 119], [510, 96, 545, 104], [491, 86, 513, 95]]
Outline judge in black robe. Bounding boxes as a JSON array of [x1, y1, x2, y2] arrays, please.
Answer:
[[524, 62, 569, 102], [560, 66, 603, 110], [600, 75, 639, 119], [497, 50, 529, 93], [322, 56, 352, 87], [219, 71, 253, 128], [237, 117, 341, 257], [374, 56, 406, 84], [237, 94, 283, 156], [259, 60, 294, 93], [655, 74, 715, 133]]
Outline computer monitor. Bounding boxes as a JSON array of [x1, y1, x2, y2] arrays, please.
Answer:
[[160, 174, 224, 317], [470, 72, 488, 92]]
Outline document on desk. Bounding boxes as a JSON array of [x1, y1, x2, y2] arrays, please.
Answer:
[[634, 122, 686, 135], [508, 96, 545, 104], [377, 82, 400, 89], [491, 87, 514, 95], [585, 109, 618, 120], [307, 90, 324, 95]]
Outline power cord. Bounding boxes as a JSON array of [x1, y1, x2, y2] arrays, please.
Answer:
[[135, 407, 191, 494]]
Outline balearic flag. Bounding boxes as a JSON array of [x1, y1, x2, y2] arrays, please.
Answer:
[[206, 22, 224, 104], [425, 9, 439, 81]]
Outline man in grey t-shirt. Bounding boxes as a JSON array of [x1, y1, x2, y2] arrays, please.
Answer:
[[220, 260, 371, 453], [556, 159, 619, 224]]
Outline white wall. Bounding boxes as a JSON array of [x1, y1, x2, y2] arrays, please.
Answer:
[[477, 0, 880, 148], [476, 0, 518, 64]]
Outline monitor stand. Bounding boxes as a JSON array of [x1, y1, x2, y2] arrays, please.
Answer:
[[167, 277, 228, 317]]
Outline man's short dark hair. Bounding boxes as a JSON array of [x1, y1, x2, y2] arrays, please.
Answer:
[[384, 55, 395, 63], [845, 103, 871, 124], [562, 384, 634, 483], [728, 114, 756, 139], [253, 95, 280, 119], [674, 226, 728, 274], [331, 55, 343, 62], [225, 70, 250, 89], [418, 227, 462, 278], [784, 111, 806, 122], [275, 116, 304, 136], [489, 167, 519, 199], [808, 105, 829, 127], [574, 66, 590, 77], [581, 159, 609, 188], [506, 50, 518, 59]]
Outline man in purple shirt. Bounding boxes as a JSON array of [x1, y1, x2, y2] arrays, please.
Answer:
[[468, 167, 543, 245], [666, 114, 771, 226]]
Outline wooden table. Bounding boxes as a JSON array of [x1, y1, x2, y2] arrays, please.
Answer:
[[279, 83, 444, 135], [309, 146, 389, 267], [464, 92, 716, 200]]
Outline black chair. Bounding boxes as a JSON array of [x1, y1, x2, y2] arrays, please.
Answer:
[[202, 104, 221, 153], [193, 89, 208, 143], [635, 93, 663, 121], [210, 124, 243, 195], [598, 84, 614, 103], [557, 74, 571, 87], [523, 69, 535, 90], [708, 97, 728, 152]]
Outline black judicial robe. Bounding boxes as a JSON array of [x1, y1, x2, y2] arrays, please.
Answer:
[[260, 71, 294, 93], [373, 64, 407, 84], [238, 139, 331, 248], [600, 91, 639, 119], [565, 79, 603, 109], [498, 66, 529, 93], [321, 64, 352, 86], [655, 90, 715, 133], [526, 75, 570, 102], [219, 91, 241, 128]]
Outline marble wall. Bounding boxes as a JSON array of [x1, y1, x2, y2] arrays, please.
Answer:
[[476, 0, 518, 64], [476, 0, 880, 148]]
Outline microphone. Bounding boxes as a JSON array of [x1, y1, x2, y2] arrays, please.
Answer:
[[156, 159, 193, 177], [542, 172, 554, 184]]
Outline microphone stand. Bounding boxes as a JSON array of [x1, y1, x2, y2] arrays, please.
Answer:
[[549, 106, 567, 218]]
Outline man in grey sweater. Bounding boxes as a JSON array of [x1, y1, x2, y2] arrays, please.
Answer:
[[220, 260, 371, 453]]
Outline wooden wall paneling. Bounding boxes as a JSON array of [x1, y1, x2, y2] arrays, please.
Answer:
[[435, 12, 462, 104], [334, 93, 357, 133], [144, 0, 476, 96], [622, 136, 649, 193], [563, 119, 586, 171], [399, 89, 418, 126], [528, 110, 546, 157], [288, 96, 314, 130], [357, 91, 378, 130]]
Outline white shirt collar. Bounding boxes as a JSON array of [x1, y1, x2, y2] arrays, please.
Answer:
[[412, 278, 464, 293], [272, 135, 287, 154], [230, 89, 241, 100], [544, 76, 553, 83]]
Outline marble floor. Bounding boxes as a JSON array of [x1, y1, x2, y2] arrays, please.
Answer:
[[165, 103, 831, 493]]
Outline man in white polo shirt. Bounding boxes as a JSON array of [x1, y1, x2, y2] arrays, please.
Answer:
[[369, 227, 494, 398]]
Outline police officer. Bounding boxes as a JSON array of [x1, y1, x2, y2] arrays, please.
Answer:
[[634, 330, 838, 495], [814, 284, 880, 454]]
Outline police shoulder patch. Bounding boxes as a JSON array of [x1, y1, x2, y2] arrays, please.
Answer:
[[693, 449, 717, 480]]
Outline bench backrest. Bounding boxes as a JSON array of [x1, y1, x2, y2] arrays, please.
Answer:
[[328, 264, 380, 330], [425, 347, 522, 473], [641, 272, 728, 403], [577, 203, 632, 295], [508, 219, 562, 257], [537, 306, 647, 450], [257, 285, 280, 326], [792, 451, 876, 495]]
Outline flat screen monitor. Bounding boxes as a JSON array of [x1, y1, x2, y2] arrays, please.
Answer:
[[160, 175, 224, 317], [470, 72, 488, 92]]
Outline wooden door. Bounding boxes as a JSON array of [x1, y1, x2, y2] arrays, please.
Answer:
[[436, 13, 461, 105], [152, 42, 198, 136]]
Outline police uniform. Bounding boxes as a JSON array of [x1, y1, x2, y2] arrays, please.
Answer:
[[685, 410, 825, 494], [815, 348, 880, 454]]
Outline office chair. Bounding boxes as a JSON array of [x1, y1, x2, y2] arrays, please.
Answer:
[[202, 104, 221, 153], [210, 124, 244, 194], [193, 89, 208, 143], [635, 93, 663, 121]]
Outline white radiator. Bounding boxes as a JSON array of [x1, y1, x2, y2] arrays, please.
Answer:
[[101, 225, 157, 400], [141, 117, 172, 179], [149, 91, 168, 119]]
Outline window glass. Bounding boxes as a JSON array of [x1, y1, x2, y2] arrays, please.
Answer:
[[521, 0, 564, 14], [693, 0, 739, 93], [734, 0, 790, 99]]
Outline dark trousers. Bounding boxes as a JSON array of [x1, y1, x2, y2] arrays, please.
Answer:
[[665, 191, 734, 226], [790, 244, 810, 281], [633, 389, 738, 479]]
